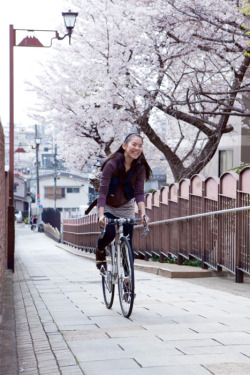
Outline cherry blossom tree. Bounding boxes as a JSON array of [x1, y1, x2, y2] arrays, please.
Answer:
[[30, 0, 250, 180]]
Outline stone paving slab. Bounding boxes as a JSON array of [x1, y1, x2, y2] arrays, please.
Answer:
[[2, 225, 250, 375], [79, 363, 214, 375], [0, 270, 18, 375]]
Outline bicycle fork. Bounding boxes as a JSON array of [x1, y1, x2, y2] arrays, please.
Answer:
[[110, 241, 118, 284]]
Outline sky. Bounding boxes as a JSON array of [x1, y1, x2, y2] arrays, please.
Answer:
[[0, 0, 72, 130]]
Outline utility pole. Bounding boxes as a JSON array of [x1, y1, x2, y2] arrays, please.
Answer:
[[54, 144, 58, 210], [35, 125, 42, 231], [35, 125, 40, 197]]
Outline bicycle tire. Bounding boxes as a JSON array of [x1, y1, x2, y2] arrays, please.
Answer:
[[102, 244, 115, 309], [118, 237, 135, 318]]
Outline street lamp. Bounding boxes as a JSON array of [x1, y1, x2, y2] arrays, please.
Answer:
[[62, 11, 78, 44], [8, 11, 78, 271]]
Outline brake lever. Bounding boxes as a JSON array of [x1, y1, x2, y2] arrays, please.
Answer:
[[141, 215, 149, 237]]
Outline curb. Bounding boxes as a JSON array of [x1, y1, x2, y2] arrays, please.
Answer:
[[56, 243, 213, 279]]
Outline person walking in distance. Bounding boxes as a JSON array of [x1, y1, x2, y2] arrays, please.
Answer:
[[96, 132, 152, 270]]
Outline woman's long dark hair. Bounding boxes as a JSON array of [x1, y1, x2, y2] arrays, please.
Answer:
[[101, 133, 152, 181]]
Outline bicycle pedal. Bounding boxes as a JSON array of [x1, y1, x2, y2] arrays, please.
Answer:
[[124, 277, 130, 285], [100, 265, 107, 275], [123, 294, 130, 303]]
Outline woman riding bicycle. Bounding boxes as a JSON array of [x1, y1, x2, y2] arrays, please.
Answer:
[[96, 132, 152, 270]]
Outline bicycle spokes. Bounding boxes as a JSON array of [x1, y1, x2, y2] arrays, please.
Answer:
[[102, 245, 115, 309], [118, 238, 134, 318], [105, 271, 113, 293], [122, 277, 132, 303]]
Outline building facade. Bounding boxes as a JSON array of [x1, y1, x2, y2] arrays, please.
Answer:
[[32, 172, 89, 218]]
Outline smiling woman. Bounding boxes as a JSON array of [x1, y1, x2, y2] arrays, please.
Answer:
[[122, 133, 143, 169], [95, 132, 152, 270]]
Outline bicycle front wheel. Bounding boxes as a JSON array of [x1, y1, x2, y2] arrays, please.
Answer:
[[118, 237, 135, 318], [102, 244, 115, 309]]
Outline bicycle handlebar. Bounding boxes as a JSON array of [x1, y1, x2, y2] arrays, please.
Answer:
[[101, 215, 149, 238], [107, 217, 141, 225]]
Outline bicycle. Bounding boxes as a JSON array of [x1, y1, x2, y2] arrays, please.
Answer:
[[100, 216, 149, 318]]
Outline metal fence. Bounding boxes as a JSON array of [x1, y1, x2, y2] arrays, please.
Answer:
[[62, 167, 250, 283]]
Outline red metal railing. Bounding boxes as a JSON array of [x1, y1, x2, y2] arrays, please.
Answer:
[[62, 167, 250, 283]]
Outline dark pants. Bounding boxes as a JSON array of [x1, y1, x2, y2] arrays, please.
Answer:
[[97, 212, 134, 260]]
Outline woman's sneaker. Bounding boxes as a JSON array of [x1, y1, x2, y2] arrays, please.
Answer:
[[95, 248, 107, 271]]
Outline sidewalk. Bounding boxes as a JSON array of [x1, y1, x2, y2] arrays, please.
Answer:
[[1, 224, 250, 375]]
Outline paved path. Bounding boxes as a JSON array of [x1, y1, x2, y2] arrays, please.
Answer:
[[3, 225, 250, 375]]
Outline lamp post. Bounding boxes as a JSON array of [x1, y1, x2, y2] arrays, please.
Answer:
[[35, 129, 42, 231], [8, 11, 78, 271], [26, 194, 32, 227]]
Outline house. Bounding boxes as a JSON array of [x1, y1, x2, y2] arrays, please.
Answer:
[[202, 116, 250, 178], [14, 173, 29, 212], [145, 166, 166, 191], [31, 172, 89, 218]]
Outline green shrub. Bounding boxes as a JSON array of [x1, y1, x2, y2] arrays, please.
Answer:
[[183, 259, 202, 267], [151, 254, 201, 267]]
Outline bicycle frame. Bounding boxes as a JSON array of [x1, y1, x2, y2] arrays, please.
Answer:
[[105, 220, 132, 285], [101, 216, 149, 318]]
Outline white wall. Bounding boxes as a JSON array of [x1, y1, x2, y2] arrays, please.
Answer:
[[38, 175, 89, 211], [202, 119, 242, 178], [15, 176, 26, 197]]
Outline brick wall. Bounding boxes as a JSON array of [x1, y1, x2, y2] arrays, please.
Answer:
[[0, 122, 7, 289]]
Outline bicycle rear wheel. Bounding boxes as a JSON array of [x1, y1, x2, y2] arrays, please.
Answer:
[[118, 237, 135, 318], [102, 244, 115, 309]]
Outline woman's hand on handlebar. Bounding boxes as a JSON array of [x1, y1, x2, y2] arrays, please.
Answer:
[[141, 214, 150, 226], [99, 215, 106, 228], [98, 207, 106, 228]]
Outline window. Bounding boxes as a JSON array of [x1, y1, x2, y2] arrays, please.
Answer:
[[67, 187, 80, 193], [218, 150, 233, 176], [44, 187, 65, 199]]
